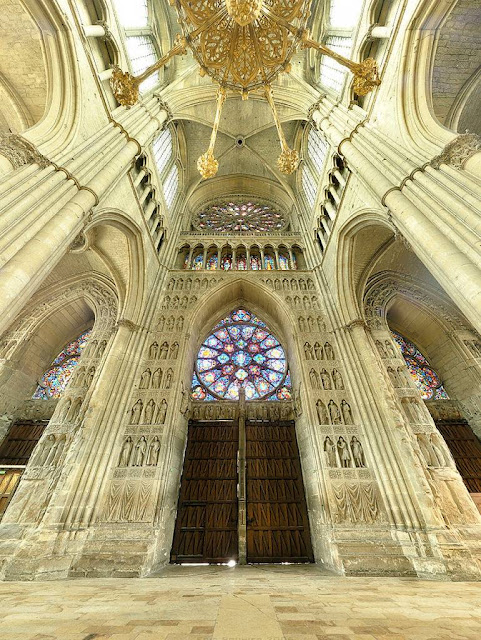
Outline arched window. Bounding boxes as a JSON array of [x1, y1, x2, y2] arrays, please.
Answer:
[[192, 201, 287, 233], [319, 0, 364, 94], [33, 330, 92, 400], [163, 163, 179, 209], [112, 0, 159, 92], [392, 331, 449, 400], [302, 164, 317, 208], [307, 128, 329, 175], [153, 128, 173, 177], [192, 308, 292, 401]]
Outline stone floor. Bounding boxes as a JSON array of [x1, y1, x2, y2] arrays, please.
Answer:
[[1, 565, 481, 640]]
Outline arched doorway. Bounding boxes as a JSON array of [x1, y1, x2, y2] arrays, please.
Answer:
[[171, 308, 314, 564]]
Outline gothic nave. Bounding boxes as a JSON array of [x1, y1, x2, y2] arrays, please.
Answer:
[[1, 0, 481, 637]]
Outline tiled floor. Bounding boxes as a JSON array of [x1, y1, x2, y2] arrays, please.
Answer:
[[1, 565, 481, 640]]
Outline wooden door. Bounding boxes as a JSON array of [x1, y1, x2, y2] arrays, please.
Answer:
[[246, 420, 314, 563], [0, 421, 46, 465], [436, 420, 481, 493], [171, 420, 239, 563], [0, 470, 23, 519]]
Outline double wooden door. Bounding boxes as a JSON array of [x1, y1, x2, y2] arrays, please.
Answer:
[[171, 418, 313, 564]]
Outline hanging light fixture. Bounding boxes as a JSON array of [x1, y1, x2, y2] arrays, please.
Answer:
[[111, 0, 380, 180]]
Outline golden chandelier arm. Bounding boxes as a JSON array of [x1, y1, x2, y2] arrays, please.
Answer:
[[110, 36, 187, 107], [303, 38, 381, 97], [197, 87, 227, 180], [264, 85, 299, 175]]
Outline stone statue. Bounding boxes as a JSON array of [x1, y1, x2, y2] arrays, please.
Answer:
[[97, 340, 107, 358], [170, 342, 179, 359], [158, 316, 165, 331], [131, 400, 143, 425], [320, 369, 331, 390], [337, 436, 351, 468], [176, 317, 184, 331], [157, 399, 168, 424], [316, 399, 329, 424], [75, 367, 86, 388], [385, 341, 396, 357], [309, 369, 319, 389], [152, 369, 162, 389], [307, 317, 314, 332], [165, 369, 173, 389], [85, 367, 95, 387], [38, 435, 55, 466], [160, 342, 169, 359], [149, 342, 159, 359], [44, 439, 59, 466], [314, 343, 323, 360], [324, 436, 337, 467], [139, 369, 151, 389], [58, 399, 71, 422], [146, 437, 161, 466], [167, 316, 175, 331], [332, 369, 344, 390], [351, 437, 365, 468], [304, 342, 313, 359], [119, 437, 133, 467], [329, 400, 342, 425], [299, 317, 306, 331], [376, 340, 386, 358], [144, 399, 156, 424], [324, 342, 334, 360], [133, 436, 147, 466], [341, 400, 353, 424]]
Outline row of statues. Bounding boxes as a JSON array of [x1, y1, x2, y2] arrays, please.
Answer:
[[33, 434, 67, 467], [310, 368, 343, 390], [265, 278, 315, 291], [298, 316, 326, 333], [157, 315, 184, 332], [285, 295, 320, 310], [464, 339, 481, 359], [324, 436, 366, 468], [166, 276, 221, 291], [387, 366, 412, 388], [118, 436, 161, 467], [72, 366, 96, 389], [130, 398, 168, 425], [162, 295, 197, 310], [304, 342, 335, 361], [139, 368, 174, 390], [82, 339, 107, 359], [148, 341, 178, 360], [317, 399, 353, 425], [376, 339, 397, 359]]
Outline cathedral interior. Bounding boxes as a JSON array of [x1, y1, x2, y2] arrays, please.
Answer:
[[1, 0, 481, 637]]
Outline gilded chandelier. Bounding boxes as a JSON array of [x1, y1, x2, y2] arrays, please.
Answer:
[[111, 0, 381, 179]]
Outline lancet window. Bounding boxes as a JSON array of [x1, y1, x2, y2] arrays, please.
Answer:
[[392, 331, 449, 400], [181, 243, 301, 270], [163, 163, 179, 210], [192, 308, 292, 402], [302, 163, 317, 208], [112, 0, 159, 92], [33, 330, 92, 400]]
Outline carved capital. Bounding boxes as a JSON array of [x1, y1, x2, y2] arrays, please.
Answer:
[[0, 134, 50, 170], [116, 318, 141, 332], [430, 132, 481, 170]]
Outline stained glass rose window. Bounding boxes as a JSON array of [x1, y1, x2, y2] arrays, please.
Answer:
[[193, 201, 287, 233]]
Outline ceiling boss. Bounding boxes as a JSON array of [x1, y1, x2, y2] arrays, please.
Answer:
[[110, 0, 381, 179]]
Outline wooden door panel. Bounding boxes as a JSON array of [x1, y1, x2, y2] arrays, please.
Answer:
[[0, 470, 23, 520], [436, 420, 481, 493], [171, 419, 238, 564], [246, 420, 313, 563]]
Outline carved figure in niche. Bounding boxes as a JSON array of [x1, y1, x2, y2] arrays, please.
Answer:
[[324, 436, 337, 467], [172, 296, 179, 309], [201, 278, 208, 290], [163, 296, 170, 310], [69, 397, 83, 422], [176, 317, 184, 331], [75, 367, 86, 388], [181, 296, 189, 309], [86, 340, 97, 358], [300, 279, 306, 291], [44, 438, 59, 466], [341, 400, 353, 424], [58, 399, 71, 422], [314, 342, 323, 360], [316, 399, 329, 424], [190, 296, 197, 305], [157, 399, 168, 424], [185, 278, 192, 290], [164, 369, 173, 389], [274, 279, 281, 290], [309, 369, 320, 389], [176, 279, 184, 290], [329, 400, 342, 424], [398, 367, 410, 386], [417, 435, 434, 467], [160, 342, 169, 359], [206, 404, 214, 419], [412, 400, 425, 423], [337, 436, 351, 468], [305, 317, 313, 332], [318, 317, 326, 332], [131, 400, 143, 425], [133, 436, 147, 466], [194, 278, 200, 289], [303, 296, 311, 310], [147, 437, 161, 466], [376, 340, 386, 358], [282, 278, 289, 290], [294, 296, 301, 308], [38, 435, 55, 466], [312, 297, 320, 310], [286, 296, 292, 306], [266, 279, 272, 289], [192, 406, 200, 419], [332, 369, 344, 390], [85, 367, 95, 387], [170, 342, 179, 359], [304, 342, 313, 359], [167, 279, 175, 291], [475, 342, 481, 357], [97, 340, 107, 358], [149, 342, 159, 359], [144, 399, 156, 424], [54, 437, 66, 465], [387, 367, 399, 388], [320, 369, 332, 390], [351, 437, 365, 467], [324, 342, 334, 360], [385, 340, 396, 357], [152, 368, 162, 389], [291, 279, 298, 291], [299, 317, 306, 331], [430, 435, 447, 467], [158, 316, 165, 331], [167, 316, 175, 331], [119, 437, 133, 466], [140, 369, 151, 389], [308, 279, 314, 290]]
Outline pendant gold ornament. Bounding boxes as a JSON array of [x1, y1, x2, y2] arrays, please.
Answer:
[[110, 1, 381, 180]]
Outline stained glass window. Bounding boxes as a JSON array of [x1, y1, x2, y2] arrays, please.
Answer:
[[264, 254, 275, 270], [278, 253, 289, 270], [192, 254, 204, 270], [206, 254, 218, 270], [391, 331, 449, 400], [192, 309, 292, 401], [291, 252, 298, 269], [221, 253, 233, 270], [237, 254, 247, 270], [250, 255, 261, 270], [193, 201, 287, 233], [33, 330, 92, 400]]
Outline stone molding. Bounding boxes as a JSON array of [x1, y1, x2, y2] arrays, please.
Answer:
[[0, 134, 50, 170], [430, 133, 481, 170]]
